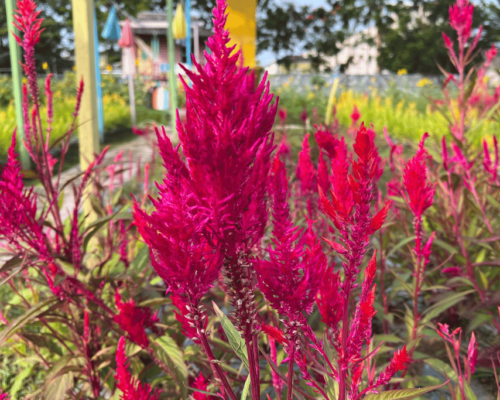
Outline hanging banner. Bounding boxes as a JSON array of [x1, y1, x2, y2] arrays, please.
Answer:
[[226, 0, 256, 68], [101, 6, 121, 41]]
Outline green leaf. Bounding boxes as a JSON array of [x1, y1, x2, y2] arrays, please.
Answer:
[[129, 244, 150, 274], [425, 359, 477, 400], [433, 239, 458, 256], [0, 264, 25, 287], [0, 297, 59, 346], [153, 334, 188, 399], [112, 186, 123, 206], [467, 313, 492, 333], [421, 289, 475, 323], [0, 256, 23, 274], [363, 382, 447, 400], [83, 212, 121, 251], [10, 364, 34, 400], [43, 369, 74, 400], [212, 302, 249, 369], [23, 333, 62, 356], [386, 236, 416, 259], [373, 334, 403, 344], [241, 376, 251, 400], [156, 335, 187, 377], [138, 297, 170, 307]]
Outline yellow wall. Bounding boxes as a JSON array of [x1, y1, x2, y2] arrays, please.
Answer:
[[226, 0, 256, 68]]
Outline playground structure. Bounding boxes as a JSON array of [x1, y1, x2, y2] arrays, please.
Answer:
[[5, 0, 257, 204], [120, 11, 210, 80]]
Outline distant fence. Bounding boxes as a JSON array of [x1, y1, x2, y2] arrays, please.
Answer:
[[267, 73, 444, 95]]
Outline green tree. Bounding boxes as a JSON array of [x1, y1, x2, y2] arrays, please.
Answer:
[[374, 0, 495, 74]]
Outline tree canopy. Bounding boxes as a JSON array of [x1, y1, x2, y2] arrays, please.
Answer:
[[1, 0, 499, 75]]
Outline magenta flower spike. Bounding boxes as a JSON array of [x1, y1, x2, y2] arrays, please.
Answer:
[[257, 156, 326, 319], [449, 0, 474, 44], [0, 135, 48, 259], [402, 134, 435, 221], [0, 392, 10, 400], [133, 2, 276, 396], [114, 290, 159, 348], [318, 124, 390, 400], [13, 0, 44, 106], [115, 337, 161, 400], [296, 134, 317, 218], [256, 155, 327, 399]]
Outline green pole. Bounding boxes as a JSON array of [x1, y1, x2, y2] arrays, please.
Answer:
[[5, 0, 30, 168], [166, 0, 178, 137]]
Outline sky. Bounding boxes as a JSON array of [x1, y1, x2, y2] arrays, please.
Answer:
[[256, 0, 329, 67]]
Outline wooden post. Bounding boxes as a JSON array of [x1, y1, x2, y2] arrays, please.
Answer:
[[193, 24, 200, 64], [71, 0, 100, 222], [5, 0, 30, 168], [166, 0, 178, 137], [128, 75, 136, 126]]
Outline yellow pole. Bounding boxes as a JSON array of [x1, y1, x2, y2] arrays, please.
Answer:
[[71, 0, 100, 222], [226, 0, 257, 68]]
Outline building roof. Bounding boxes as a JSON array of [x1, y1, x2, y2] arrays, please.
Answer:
[[120, 12, 211, 36]]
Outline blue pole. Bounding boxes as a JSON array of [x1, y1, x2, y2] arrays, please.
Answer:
[[94, 9, 104, 141], [186, 0, 192, 70]]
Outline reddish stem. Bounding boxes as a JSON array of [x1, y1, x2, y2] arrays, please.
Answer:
[[287, 345, 296, 400]]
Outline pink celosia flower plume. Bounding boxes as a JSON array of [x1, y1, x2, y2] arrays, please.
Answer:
[[135, 2, 276, 397], [114, 289, 159, 348], [115, 337, 161, 400], [12, 0, 43, 105], [466, 332, 478, 380], [257, 156, 326, 319], [350, 105, 361, 126], [295, 134, 317, 218], [256, 155, 327, 397], [449, 0, 474, 43], [0, 135, 49, 259], [318, 124, 391, 400], [134, 127, 223, 319], [483, 136, 499, 183], [402, 134, 435, 221]]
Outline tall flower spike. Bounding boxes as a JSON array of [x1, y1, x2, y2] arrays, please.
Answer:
[[351, 105, 361, 126], [296, 134, 317, 218], [466, 332, 478, 379], [114, 289, 159, 348], [257, 156, 326, 318], [115, 337, 161, 400], [193, 373, 216, 400], [0, 392, 10, 400], [316, 266, 343, 336], [134, 127, 222, 307], [175, 0, 276, 346], [13, 0, 44, 106], [483, 136, 499, 183], [0, 134, 49, 259], [402, 134, 435, 219], [373, 346, 410, 387], [318, 124, 390, 400], [449, 0, 474, 43]]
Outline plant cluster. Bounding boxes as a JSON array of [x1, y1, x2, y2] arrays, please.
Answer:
[[0, 0, 500, 399]]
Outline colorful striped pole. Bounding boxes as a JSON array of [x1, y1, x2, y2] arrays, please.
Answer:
[[5, 0, 30, 168], [94, 9, 104, 141], [186, 0, 192, 70], [71, 0, 100, 222], [167, 0, 178, 137]]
